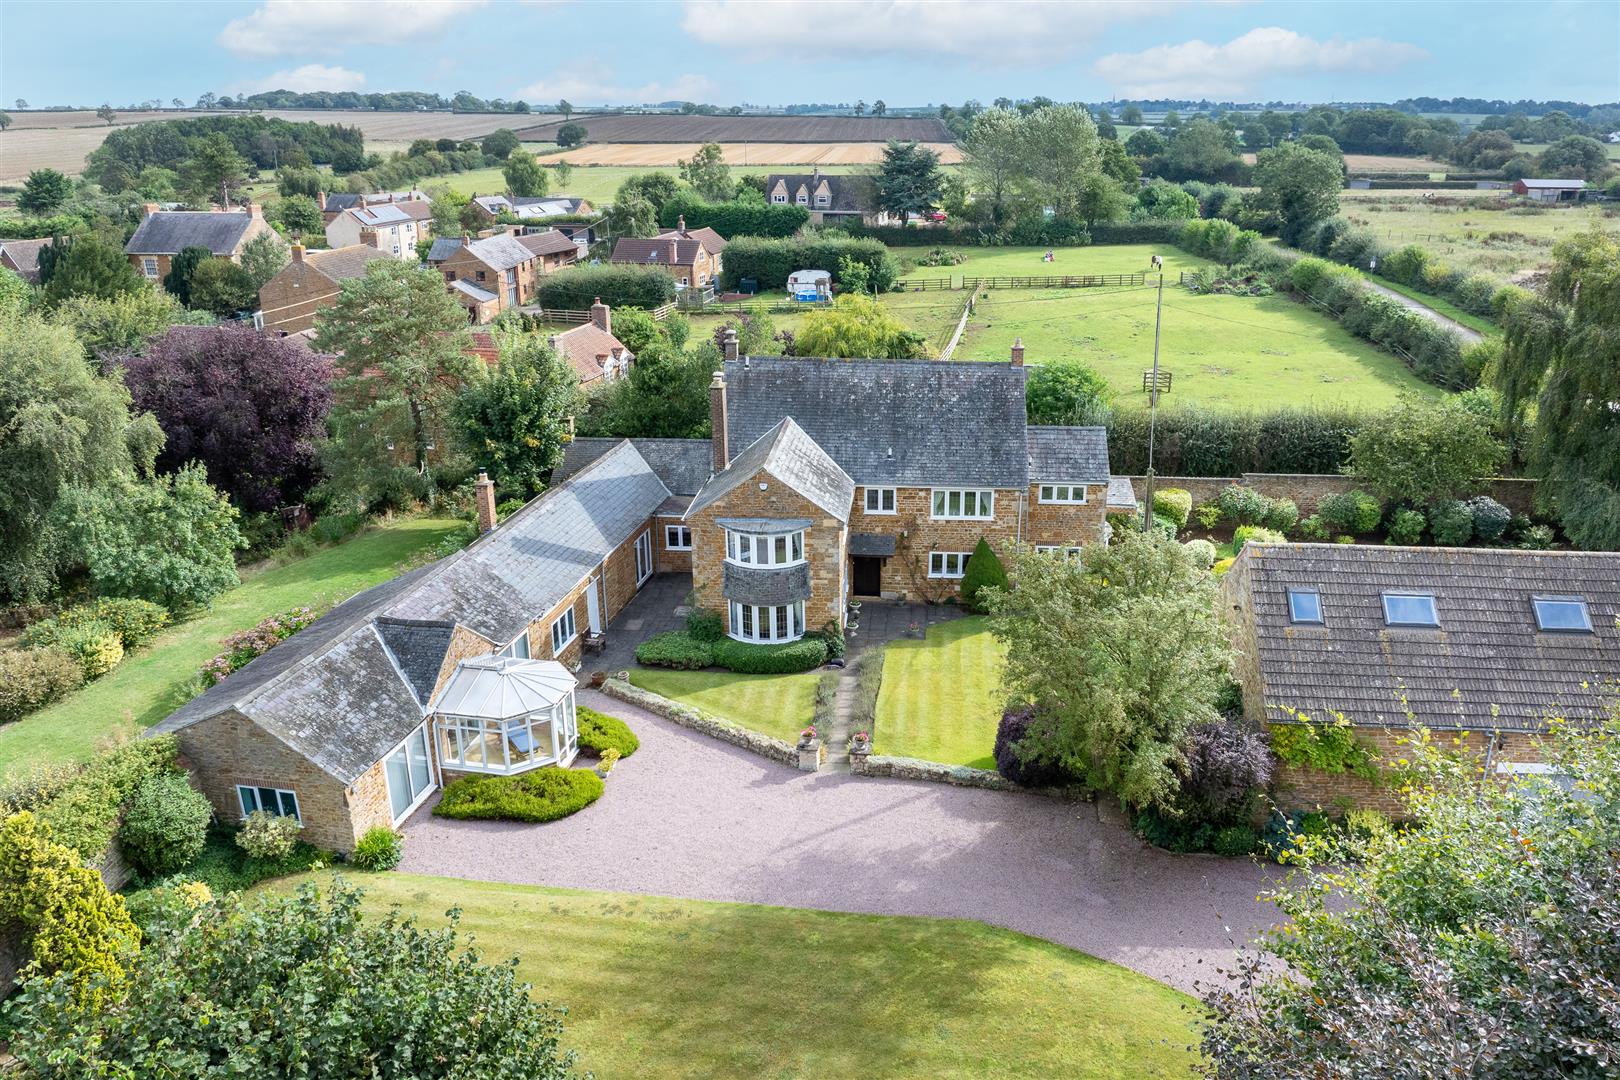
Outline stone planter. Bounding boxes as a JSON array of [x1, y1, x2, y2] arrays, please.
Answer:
[[589, 671, 608, 688], [796, 739, 824, 772]]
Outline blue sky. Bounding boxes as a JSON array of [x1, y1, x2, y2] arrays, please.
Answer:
[[2, 1, 1616, 109]]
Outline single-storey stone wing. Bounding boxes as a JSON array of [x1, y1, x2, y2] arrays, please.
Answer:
[[1222, 543, 1620, 812], [152, 441, 673, 853]]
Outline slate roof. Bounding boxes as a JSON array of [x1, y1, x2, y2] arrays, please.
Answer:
[[1106, 477, 1137, 510], [517, 230, 580, 258], [324, 193, 362, 213], [452, 279, 497, 303], [303, 244, 394, 281], [1027, 427, 1111, 483], [0, 237, 49, 282], [383, 440, 670, 642], [723, 357, 1031, 487], [348, 204, 413, 227], [723, 562, 813, 605], [1230, 544, 1620, 732], [688, 417, 855, 522], [849, 532, 897, 557], [126, 210, 257, 255], [462, 233, 537, 272], [765, 172, 879, 214], [373, 617, 455, 708], [555, 437, 713, 494], [426, 237, 463, 263]]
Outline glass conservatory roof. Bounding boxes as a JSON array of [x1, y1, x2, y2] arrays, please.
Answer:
[[430, 656, 575, 720]]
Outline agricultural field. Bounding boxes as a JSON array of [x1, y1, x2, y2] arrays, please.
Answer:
[[510, 113, 954, 143], [411, 162, 894, 206], [1336, 190, 1618, 278], [1514, 141, 1620, 161], [1239, 152, 1451, 173], [545, 141, 963, 166]]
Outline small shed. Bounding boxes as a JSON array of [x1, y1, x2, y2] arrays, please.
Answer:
[[1512, 178, 1586, 204], [787, 268, 832, 302]]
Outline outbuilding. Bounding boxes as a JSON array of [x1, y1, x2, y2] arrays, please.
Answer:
[[787, 268, 831, 301], [1512, 178, 1586, 203]]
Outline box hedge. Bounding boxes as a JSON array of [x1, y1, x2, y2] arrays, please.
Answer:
[[710, 636, 828, 674], [634, 630, 714, 670], [577, 707, 639, 757], [434, 767, 604, 823], [535, 264, 676, 311]]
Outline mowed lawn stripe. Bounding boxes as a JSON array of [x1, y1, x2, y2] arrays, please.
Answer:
[[0, 517, 462, 776], [876, 616, 1005, 769], [277, 871, 1200, 1079], [626, 667, 819, 742]]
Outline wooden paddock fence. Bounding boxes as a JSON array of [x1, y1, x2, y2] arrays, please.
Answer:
[[894, 273, 1148, 291], [537, 302, 677, 324]]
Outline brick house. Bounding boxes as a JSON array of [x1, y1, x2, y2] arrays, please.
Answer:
[[257, 243, 395, 334], [434, 233, 545, 322], [152, 442, 673, 853], [546, 298, 634, 386], [1221, 543, 1620, 814], [610, 217, 726, 290], [0, 236, 50, 283], [323, 203, 427, 260], [124, 203, 276, 282], [764, 169, 893, 226], [322, 189, 429, 226]]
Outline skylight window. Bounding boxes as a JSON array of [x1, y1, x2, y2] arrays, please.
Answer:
[[1532, 596, 1593, 633], [1287, 589, 1323, 624], [1382, 592, 1439, 627]]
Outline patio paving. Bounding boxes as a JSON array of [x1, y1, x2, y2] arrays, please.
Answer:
[[402, 689, 1282, 995]]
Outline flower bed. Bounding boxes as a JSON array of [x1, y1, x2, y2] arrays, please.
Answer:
[[201, 606, 317, 685]]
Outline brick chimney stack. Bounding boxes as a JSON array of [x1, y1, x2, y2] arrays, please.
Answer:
[[474, 471, 498, 533], [247, 202, 263, 219], [1010, 337, 1025, 366], [141, 203, 159, 218], [291, 243, 305, 264], [590, 296, 610, 334], [710, 371, 729, 472], [359, 226, 378, 249], [721, 326, 739, 363]]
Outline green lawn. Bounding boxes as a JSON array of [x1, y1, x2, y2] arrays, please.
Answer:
[[276, 871, 1199, 1079], [895, 243, 1208, 281], [0, 517, 461, 777], [627, 667, 819, 742], [876, 617, 1005, 769]]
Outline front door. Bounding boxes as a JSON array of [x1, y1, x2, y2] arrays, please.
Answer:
[[585, 578, 602, 634], [634, 531, 653, 585], [852, 556, 883, 597]]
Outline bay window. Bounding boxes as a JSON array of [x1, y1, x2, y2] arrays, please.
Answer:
[[725, 528, 805, 567], [931, 489, 994, 520], [729, 600, 806, 643]]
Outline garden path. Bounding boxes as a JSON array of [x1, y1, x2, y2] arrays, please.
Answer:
[[1362, 278, 1486, 344], [401, 690, 1281, 994]]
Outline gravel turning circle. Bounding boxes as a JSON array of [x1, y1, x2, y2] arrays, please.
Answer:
[[400, 690, 1281, 993]]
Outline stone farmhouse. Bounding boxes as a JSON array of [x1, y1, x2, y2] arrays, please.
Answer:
[[124, 203, 276, 281], [429, 230, 579, 323], [257, 243, 396, 334], [1222, 543, 1620, 814], [764, 169, 893, 226], [546, 299, 635, 386], [323, 201, 433, 259], [152, 345, 1127, 852], [610, 217, 726, 290]]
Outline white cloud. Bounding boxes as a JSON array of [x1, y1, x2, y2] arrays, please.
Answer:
[[1093, 27, 1428, 98], [231, 64, 369, 96], [220, 0, 487, 58], [680, 0, 1164, 63], [516, 71, 719, 107]]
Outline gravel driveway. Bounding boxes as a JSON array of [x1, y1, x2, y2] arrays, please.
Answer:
[[401, 690, 1281, 993]]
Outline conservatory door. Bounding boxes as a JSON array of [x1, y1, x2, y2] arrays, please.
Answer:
[[384, 722, 435, 824]]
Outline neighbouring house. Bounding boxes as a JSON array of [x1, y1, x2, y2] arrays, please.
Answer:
[[1512, 178, 1587, 203], [1221, 543, 1620, 814], [0, 236, 49, 283], [434, 232, 546, 322], [545, 298, 635, 386], [610, 216, 726, 290], [542, 219, 603, 256], [257, 243, 396, 334], [324, 203, 427, 260], [470, 194, 593, 222], [124, 203, 277, 282], [322, 189, 429, 225], [151, 447, 672, 852], [764, 169, 893, 226]]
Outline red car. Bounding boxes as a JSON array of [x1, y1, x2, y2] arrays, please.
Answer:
[[923, 210, 948, 222]]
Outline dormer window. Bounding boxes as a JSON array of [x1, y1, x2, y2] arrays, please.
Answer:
[[1383, 592, 1439, 627], [815, 193, 830, 207], [1532, 596, 1593, 632], [1287, 589, 1323, 624]]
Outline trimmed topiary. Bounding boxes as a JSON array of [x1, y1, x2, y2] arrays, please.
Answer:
[[578, 708, 639, 758], [351, 825, 403, 871], [634, 630, 714, 670], [119, 771, 212, 879], [1151, 488, 1193, 530], [1429, 500, 1474, 546], [710, 636, 828, 674], [1465, 495, 1511, 542], [992, 705, 1068, 787], [0, 647, 85, 723], [959, 538, 1008, 614], [434, 767, 604, 823]]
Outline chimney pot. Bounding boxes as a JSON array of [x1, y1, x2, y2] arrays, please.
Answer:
[[1010, 337, 1025, 366], [291, 243, 305, 264], [474, 470, 498, 533], [248, 202, 263, 219], [141, 203, 159, 218], [710, 371, 729, 472], [721, 327, 739, 363]]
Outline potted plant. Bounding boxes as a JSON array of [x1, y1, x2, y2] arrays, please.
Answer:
[[796, 725, 823, 772], [589, 670, 608, 688], [848, 730, 870, 753], [907, 620, 922, 639], [797, 724, 818, 750]]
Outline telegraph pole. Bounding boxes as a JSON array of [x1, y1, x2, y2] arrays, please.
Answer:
[[1141, 273, 1164, 533]]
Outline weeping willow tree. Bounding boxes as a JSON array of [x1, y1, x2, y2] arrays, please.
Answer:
[[1495, 229, 1620, 550]]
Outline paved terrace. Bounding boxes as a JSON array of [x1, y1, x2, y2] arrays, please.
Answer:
[[403, 690, 1281, 994]]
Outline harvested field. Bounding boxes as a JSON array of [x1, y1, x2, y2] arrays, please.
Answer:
[[1238, 152, 1451, 174], [546, 142, 963, 166], [511, 113, 953, 143], [0, 109, 556, 182]]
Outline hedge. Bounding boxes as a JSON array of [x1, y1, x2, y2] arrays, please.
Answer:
[[659, 192, 809, 239], [710, 636, 828, 674], [22, 618, 126, 678], [1102, 403, 1368, 476], [32, 737, 181, 861], [46, 599, 170, 649], [720, 235, 899, 292], [635, 630, 713, 670], [535, 264, 677, 311], [578, 707, 639, 757], [0, 647, 85, 724], [434, 767, 604, 823]]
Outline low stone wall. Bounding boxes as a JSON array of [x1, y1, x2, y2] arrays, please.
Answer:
[[1129, 473, 1538, 518], [852, 752, 1021, 790], [600, 677, 799, 767]]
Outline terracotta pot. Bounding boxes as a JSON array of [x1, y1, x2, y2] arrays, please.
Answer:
[[589, 671, 607, 688]]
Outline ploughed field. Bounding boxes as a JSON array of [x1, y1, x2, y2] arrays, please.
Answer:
[[510, 112, 954, 143]]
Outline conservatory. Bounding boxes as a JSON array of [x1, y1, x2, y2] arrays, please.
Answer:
[[431, 655, 580, 774]]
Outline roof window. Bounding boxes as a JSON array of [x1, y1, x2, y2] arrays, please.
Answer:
[[1287, 589, 1323, 624], [1532, 596, 1593, 633], [1382, 592, 1439, 627]]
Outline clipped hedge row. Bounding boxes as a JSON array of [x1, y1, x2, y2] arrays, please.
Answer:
[[634, 628, 829, 674], [535, 263, 677, 311], [720, 235, 899, 292], [659, 192, 810, 239], [433, 766, 604, 823], [1104, 404, 1368, 477]]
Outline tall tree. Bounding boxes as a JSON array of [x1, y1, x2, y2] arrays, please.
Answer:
[[555, 123, 587, 149], [0, 111, 12, 132], [51, 288, 202, 364], [502, 149, 549, 198], [579, 342, 715, 439], [872, 100, 887, 117], [876, 140, 942, 221], [162, 246, 212, 306], [1252, 142, 1344, 246], [452, 333, 580, 499], [275, 194, 323, 240], [616, 172, 681, 217], [1019, 104, 1100, 218], [678, 143, 734, 202], [313, 262, 477, 508], [18, 168, 71, 214], [239, 231, 289, 292], [480, 129, 519, 160], [41, 235, 146, 307], [0, 309, 163, 602], [795, 294, 930, 360], [95, 104, 116, 126], [557, 99, 573, 118], [123, 325, 332, 510], [179, 132, 249, 206], [1348, 397, 1504, 506], [962, 108, 1025, 227], [984, 533, 1229, 811], [1496, 229, 1620, 549]]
